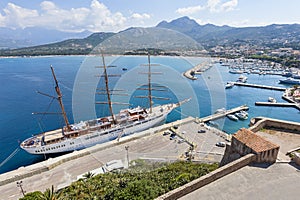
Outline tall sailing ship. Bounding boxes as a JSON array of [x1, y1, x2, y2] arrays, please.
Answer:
[[20, 55, 188, 155]]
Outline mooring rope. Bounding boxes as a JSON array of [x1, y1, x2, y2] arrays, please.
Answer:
[[0, 148, 20, 168]]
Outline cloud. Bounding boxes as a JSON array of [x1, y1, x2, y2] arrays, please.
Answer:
[[207, 0, 238, 12], [0, 3, 39, 28], [176, 5, 205, 15], [176, 0, 238, 15], [220, 0, 238, 12], [0, 0, 127, 32], [130, 13, 151, 20]]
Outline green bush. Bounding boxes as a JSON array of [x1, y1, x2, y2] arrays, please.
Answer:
[[20, 161, 218, 200]]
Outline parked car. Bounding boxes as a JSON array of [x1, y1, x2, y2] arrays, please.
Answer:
[[170, 135, 177, 140], [198, 129, 206, 133], [216, 142, 226, 147], [163, 131, 170, 136], [170, 132, 176, 138]]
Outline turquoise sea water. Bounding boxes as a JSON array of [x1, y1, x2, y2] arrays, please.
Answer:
[[0, 55, 298, 174]]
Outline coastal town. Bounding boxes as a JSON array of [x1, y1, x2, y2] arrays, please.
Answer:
[[0, 1, 300, 199]]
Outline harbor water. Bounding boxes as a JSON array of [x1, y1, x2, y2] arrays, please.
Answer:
[[0, 55, 298, 174]]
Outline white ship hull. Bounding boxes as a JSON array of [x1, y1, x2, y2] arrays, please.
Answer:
[[21, 104, 175, 155]]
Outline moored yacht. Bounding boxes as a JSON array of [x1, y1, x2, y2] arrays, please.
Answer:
[[227, 114, 238, 121], [235, 112, 248, 120]]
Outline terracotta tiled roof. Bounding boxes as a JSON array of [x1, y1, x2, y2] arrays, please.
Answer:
[[233, 128, 279, 153]]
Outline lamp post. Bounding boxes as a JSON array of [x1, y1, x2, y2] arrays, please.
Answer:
[[125, 145, 129, 168], [16, 180, 25, 197]]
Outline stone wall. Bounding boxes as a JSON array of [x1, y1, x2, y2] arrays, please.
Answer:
[[249, 117, 300, 133], [156, 154, 256, 200]]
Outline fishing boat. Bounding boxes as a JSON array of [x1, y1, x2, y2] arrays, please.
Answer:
[[227, 114, 238, 121], [20, 55, 189, 155]]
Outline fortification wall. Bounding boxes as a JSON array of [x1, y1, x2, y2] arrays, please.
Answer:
[[249, 117, 300, 133], [156, 154, 256, 200]]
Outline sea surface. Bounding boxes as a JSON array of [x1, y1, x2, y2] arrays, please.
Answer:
[[0, 55, 298, 174]]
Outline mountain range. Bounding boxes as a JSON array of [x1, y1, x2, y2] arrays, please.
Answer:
[[0, 27, 92, 49], [1, 16, 300, 55]]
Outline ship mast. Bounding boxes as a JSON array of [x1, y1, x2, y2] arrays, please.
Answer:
[[101, 54, 116, 124], [147, 54, 153, 113], [135, 53, 169, 113], [50, 66, 72, 131]]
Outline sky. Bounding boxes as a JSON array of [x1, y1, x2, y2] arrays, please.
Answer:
[[0, 0, 299, 33]]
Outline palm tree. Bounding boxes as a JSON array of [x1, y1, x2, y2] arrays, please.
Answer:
[[82, 171, 95, 179], [38, 185, 62, 200]]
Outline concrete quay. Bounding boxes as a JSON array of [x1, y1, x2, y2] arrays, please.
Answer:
[[255, 101, 297, 107], [233, 82, 286, 91], [0, 116, 227, 199]]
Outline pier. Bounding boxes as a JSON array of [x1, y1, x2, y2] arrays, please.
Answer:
[[233, 82, 286, 91], [255, 102, 297, 107], [197, 105, 249, 123]]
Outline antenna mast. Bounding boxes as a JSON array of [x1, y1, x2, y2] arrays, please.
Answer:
[[50, 66, 71, 131]]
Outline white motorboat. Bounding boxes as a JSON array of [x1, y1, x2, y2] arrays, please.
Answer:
[[227, 114, 238, 121]]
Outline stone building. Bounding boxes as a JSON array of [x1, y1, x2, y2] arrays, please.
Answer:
[[221, 128, 280, 165]]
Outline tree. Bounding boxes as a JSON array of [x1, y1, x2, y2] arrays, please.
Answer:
[[38, 185, 62, 200]]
